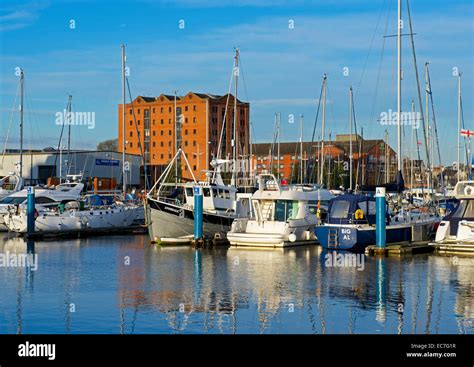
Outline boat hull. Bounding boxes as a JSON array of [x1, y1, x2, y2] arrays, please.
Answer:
[[315, 222, 436, 252], [146, 199, 234, 241], [3, 206, 142, 233]]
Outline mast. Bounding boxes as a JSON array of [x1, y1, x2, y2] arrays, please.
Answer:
[[410, 100, 415, 191], [396, 0, 402, 181], [231, 48, 239, 187], [457, 73, 462, 181], [121, 44, 126, 194], [19, 69, 24, 178], [277, 112, 281, 180], [385, 129, 389, 183], [320, 74, 327, 185], [424, 62, 431, 192], [300, 114, 304, 185], [67, 94, 72, 175], [349, 86, 353, 190], [174, 90, 178, 186]]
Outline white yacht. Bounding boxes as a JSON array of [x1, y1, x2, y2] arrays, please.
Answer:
[[430, 181, 474, 254], [3, 194, 141, 234], [0, 180, 85, 231], [227, 174, 334, 248]]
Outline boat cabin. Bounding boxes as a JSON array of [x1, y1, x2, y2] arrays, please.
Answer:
[[327, 194, 379, 225]]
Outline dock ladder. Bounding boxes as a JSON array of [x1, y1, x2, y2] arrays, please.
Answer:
[[328, 228, 339, 248]]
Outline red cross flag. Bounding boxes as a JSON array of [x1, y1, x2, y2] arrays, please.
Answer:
[[461, 129, 474, 137]]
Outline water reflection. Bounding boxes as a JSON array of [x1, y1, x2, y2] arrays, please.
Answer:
[[0, 233, 472, 334]]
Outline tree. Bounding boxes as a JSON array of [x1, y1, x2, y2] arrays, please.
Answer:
[[97, 139, 118, 151]]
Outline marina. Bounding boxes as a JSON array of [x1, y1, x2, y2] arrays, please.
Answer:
[[0, 0, 473, 355]]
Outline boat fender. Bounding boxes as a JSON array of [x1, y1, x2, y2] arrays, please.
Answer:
[[34, 209, 39, 220], [288, 233, 297, 242], [354, 209, 364, 220]]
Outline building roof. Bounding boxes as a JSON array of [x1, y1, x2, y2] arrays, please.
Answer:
[[252, 138, 395, 157], [133, 92, 248, 104]]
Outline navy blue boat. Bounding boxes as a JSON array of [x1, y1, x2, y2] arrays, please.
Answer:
[[315, 194, 438, 252]]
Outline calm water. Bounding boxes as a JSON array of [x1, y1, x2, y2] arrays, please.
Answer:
[[0, 233, 472, 334]]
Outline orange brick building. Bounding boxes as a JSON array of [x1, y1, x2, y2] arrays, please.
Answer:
[[118, 92, 250, 182], [252, 134, 397, 189]]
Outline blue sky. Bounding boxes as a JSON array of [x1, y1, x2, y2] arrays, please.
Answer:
[[0, 0, 472, 165]]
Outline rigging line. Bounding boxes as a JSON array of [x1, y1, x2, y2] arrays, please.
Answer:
[[126, 76, 149, 190], [214, 58, 235, 174], [50, 98, 70, 179], [354, 0, 387, 94], [307, 80, 324, 183], [368, 0, 392, 139], [1, 81, 20, 166], [460, 97, 469, 165], [426, 66, 444, 191], [406, 0, 432, 187]]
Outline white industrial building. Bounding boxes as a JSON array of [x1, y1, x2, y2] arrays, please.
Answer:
[[0, 150, 142, 188]]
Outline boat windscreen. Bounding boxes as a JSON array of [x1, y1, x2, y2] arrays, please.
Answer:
[[0, 196, 26, 204], [331, 201, 350, 219]]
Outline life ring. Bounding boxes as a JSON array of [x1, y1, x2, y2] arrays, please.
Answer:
[[354, 209, 364, 220], [464, 185, 474, 196]]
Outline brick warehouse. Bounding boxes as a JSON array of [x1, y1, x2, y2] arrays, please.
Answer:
[[118, 92, 250, 183], [252, 134, 398, 189]]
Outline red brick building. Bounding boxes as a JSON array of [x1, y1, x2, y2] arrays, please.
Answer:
[[118, 92, 249, 182]]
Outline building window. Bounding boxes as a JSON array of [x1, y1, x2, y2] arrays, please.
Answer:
[[160, 154, 164, 159], [137, 109, 140, 114], [153, 154, 156, 159], [185, 129, 188, 135], [169, 154, 172, 158], [185, 117, 188, 123], [130, 142, 133, 148], [185, 141, 188, 146], [193, 141, 196, 146], [160, 131, 164, 136], [193, 129, 196, 134], [168, 130, 172, 136], [138, 120, 140, 125], [161, 119, 164, 124], [193, 117, 196, 123], [160, 142, 164, 147], [185, 106, 188, 112], [193, 165, 197, 170], [129, 131, 133, 137], [168, 107, 172, 113], [129, 109, 132, 114], [129, 121, 133, 126], [152, 108, 155, 113], [153, 131, 156, 136], [168, 141, 171, 146], [169, 119, 172, 124], [161, 107, 163, 113], [193, 105, 197, 111], [153, 142, 156, 147]]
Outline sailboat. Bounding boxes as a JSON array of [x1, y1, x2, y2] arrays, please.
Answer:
[[315, 0, 440, 252]]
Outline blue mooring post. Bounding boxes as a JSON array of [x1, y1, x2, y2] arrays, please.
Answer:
[[194, 186, 203, 240], [375, 187, 386, 252], [27, 186, 35, 236]]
